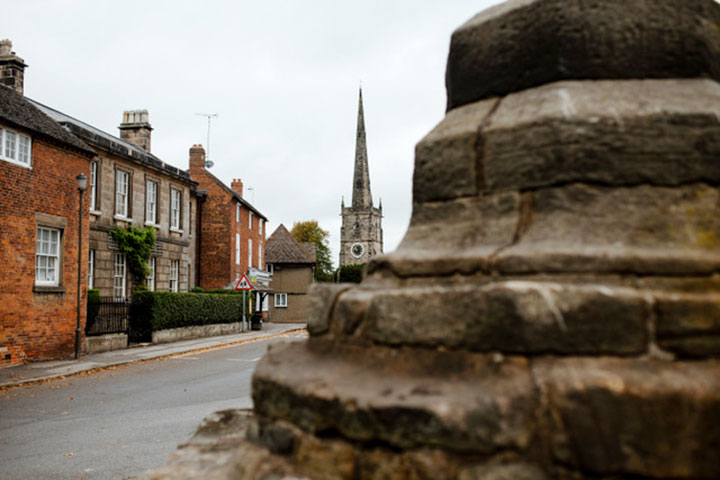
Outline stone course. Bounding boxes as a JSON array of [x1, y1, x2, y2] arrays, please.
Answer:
[[145, 0, 720, 478]]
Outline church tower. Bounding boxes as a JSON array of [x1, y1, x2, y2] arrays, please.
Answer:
[[340, 87, 383, 267]]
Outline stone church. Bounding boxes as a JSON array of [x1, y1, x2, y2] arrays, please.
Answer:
[[339, 88, 383, 266]]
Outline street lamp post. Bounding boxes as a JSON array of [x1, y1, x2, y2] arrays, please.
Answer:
[[75, 173, 87, 359]]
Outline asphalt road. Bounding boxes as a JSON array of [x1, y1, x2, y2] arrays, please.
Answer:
[[0, 331, 306, 480]]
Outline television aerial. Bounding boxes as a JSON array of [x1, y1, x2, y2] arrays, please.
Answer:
[[195, 113, 218, 168]]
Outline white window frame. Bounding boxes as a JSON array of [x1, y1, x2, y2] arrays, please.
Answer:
[[169, 259, 179, 292], [274, 293, 287, 308], [113, 253, 126, 298], [147, 257, 156, 291], [249, 211, 253, 229], [0, 126, 32, 168], [88, 249, 95, 289], [259, 218, 263, 235], [115, 170, 129, 218], [170, 188, 181, 230], [236, 202, 240, 222], [89, 161, 99, 212], [35, 227, 61, 286], [248, 239, 253, 268], [258, 244, 263, 269], [235, 233, 240, 265], [146, 180, 158, 225]]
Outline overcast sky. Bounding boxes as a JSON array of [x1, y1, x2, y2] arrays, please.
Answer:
[[6, 1, 503, 267]]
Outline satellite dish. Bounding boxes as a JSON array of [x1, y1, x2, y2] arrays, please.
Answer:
[[205, 160, 214, 168]]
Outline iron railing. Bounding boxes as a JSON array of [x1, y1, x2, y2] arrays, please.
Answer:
[[86, 296, 130, 336]]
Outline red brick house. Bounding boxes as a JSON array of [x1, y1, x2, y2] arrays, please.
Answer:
[[188, 145, 268, 289], [0, 42, 96, 364]]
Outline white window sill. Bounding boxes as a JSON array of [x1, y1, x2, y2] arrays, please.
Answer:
[[90, 210, 101, 216], [1, 157, 31, 169], [114, 215, 131, 222], [274, 305, 287, 308], [170, 227, 184, 234], [145, 221, 160, 228]]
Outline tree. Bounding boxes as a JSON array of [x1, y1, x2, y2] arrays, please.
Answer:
[[291, 220, 333, 282]]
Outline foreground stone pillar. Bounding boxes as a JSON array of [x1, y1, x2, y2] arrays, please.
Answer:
[[145, 1, 720, 479]]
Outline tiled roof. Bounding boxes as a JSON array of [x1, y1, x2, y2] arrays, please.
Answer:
[[0, 86, 94, 155], [266, 224, 316, 264], [301, 242, 317, 263], [28, 98, 195, 185]]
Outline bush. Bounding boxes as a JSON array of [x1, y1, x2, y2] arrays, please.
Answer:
[[338, 264, 365, 283], [86, 289, 100, 331], [131, 291, 250, 332]]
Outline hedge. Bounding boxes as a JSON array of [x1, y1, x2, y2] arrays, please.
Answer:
[[338, 264, 365, 283], [86, 289, 101, 332], [131, 291, 250, 332]]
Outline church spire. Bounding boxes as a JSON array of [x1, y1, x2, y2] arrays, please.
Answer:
[[352, 86, 373, 209]]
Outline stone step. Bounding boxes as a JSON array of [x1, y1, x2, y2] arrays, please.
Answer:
[[252, 339, 720, 479]]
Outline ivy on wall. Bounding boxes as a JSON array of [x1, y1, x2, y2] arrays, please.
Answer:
[[110, 226, 155, 284]]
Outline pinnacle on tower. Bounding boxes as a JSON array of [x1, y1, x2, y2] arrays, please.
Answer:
[[351, 87, 373, 209]]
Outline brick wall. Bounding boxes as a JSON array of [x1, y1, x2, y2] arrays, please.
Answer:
[[0, 137, 92, 364], [189, 145, 266, 290]]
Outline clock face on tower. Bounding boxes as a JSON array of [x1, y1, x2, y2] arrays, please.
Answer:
[[351, 243, 365, 259]]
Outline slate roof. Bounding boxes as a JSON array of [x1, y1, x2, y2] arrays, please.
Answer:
[[266, 224, 316, 265], [0, 86, 94, 156], [200, 167, 268, 221], [28, 98, 195, 185]]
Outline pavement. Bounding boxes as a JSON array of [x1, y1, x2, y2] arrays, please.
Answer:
[[0, 322, 306, 389]]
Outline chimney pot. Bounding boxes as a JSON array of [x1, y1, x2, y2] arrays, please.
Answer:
[[231, 178, 244, 196], [0, 39, 27, 96], [119, 109, 152, 152], [189, 144, 206, 171]]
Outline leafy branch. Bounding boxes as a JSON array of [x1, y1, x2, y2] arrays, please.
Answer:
[[110, 226, 155, 283]]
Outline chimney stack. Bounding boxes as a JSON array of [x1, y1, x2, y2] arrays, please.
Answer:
[[119, 110, 152, 152], [188, 144, 206, 171], [231, 178, 243, 196], [0, 40, 27, 95]]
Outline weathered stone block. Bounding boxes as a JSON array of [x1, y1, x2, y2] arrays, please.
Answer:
[[534, 357, 720, 479], [446, 0, 720, 109], [458, 463, 547, 480], [370, 192, 520, 277], [306, 283, 353, 336], [364, 281, 648, 355], [328, 288, 375, 335], [413, 98, 498, 203], [483, 79, 720, 191], [252, 340, 535, 454], [496, 183, 720, 275], [656, 294, 720, 357]]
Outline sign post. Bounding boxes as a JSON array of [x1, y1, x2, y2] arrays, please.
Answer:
[[234, 274, 253, 332]]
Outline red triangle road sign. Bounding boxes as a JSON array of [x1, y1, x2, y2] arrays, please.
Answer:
[[234, 274, 253, 291]]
